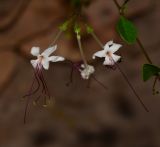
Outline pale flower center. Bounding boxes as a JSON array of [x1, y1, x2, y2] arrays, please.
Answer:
[[38, 55, 44, 63], [106, 51, 112, 57]]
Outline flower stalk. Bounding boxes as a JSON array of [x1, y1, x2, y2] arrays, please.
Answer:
[[75, 24, 88, 67], [48, 30, 63, 47], [91, 32, 104, 49]]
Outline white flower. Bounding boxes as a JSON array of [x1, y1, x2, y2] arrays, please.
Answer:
[[93, 40, 122, 65], [80, 64, 95, 80], [30, 45, 65, 70]]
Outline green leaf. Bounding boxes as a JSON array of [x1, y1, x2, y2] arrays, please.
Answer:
[[116, 16, 138, 44], [143, 64, 160, 81]]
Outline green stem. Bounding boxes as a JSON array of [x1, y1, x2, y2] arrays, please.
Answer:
[[136, 38, 152, 64], [49, 30, 63, 47], [76, 34, 88, 67], [113, 0, 121, 9], [152, 76, 158, 94], [123, 0, 130, 6], [90, 32, 104, 49]]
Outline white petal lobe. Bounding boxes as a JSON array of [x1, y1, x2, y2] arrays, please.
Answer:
[[42, 58, 49, 70], [104, 40, 113, 51], [49, 56, 65, 62], [42, 45, 57, 57], [93, 50, 106, 59], [30, 59, 38, 68], [108, 43, 122, 53], [31, 47, 40, 56], [103, 56, 113, 65], [112, 54, 121, 62]]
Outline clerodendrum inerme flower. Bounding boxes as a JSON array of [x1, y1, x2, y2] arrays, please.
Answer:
[[79, 64, 95, 80], [23, 45, 64, 123], [93, 40, 122, 65], [30, 45, 65, 70]]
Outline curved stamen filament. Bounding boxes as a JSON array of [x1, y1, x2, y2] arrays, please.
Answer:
[[23, 63, 52, 123], [66, 65, 74, 86], [91, 75, 108, 91], [110, 57, 149, 112], [23, 66, 41, 98]]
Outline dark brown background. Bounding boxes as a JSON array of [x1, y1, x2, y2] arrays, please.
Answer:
[[0, 0, 160, 147]]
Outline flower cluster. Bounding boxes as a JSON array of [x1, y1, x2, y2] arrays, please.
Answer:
[[23, 1, 150, 123], [25, 19, 145, 123], [80, 64, 95, 80]]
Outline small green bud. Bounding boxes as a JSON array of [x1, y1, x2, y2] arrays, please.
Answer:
[[59, 21, 69, 31], [74, 24, 81, 34], [86, 25, 94, 34]]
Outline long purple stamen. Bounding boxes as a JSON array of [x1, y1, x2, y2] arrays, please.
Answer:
[[24, 65, 41, 124], [23, 66, 41, 98], [110, 57, 149, 112], [23, 63, 51, 123], [66, 65, 74, 86], [91, 75, 108, 91], [37, 67, 51, 105]]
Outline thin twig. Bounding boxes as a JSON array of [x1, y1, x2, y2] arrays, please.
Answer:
[[113, 0, 121, 9], [136, 38, 152, 64], [123, 0, 130, 6]]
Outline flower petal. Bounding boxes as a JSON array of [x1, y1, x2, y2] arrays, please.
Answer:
[[42, 58, 50, 70], [103, 56, 113, 65], [112, 54, 121, 62], [49, 56, 65, 62], [93, 50, 106, 59], [31, 47, 40, 56], [109, 43, 122, 53], [104, 40, 113, 52], [41, 45, 57, 57], [30, 59, 38, 68]]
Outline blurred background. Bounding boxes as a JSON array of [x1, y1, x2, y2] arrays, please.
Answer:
[[0, 0, 160, 147]]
